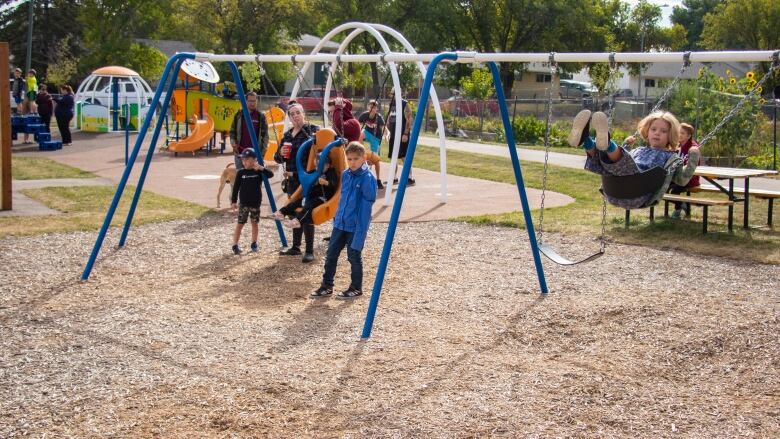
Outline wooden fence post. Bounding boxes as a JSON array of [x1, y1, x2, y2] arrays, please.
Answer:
[[1, 42, 12, 211]]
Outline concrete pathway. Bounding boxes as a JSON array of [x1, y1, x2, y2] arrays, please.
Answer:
[[0, 178, 113, 217], [11, 131, 573, 222], [417, 134, 780, 191]]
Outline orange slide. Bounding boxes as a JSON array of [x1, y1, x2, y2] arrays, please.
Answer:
[[168, 114, 215, 153]]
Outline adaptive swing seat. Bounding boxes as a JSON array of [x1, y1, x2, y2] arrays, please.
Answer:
[[286, 128, 346, 225]]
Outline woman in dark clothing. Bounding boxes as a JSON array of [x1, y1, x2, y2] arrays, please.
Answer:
[[54, 85, 75, 145], [35, 85, 54, 133], [273, 102, 319, 262]]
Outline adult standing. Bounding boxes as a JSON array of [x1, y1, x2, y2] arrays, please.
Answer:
[[54, 85, 75, 146], [385, 89, 415, 186], [274, 102, 319, 262], [35, 84, 53, 133], [229, 92, 268, 170]]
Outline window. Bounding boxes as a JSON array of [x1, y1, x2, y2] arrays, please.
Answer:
[[536, 74, 551, 83], [125, 83, 136, 93], [644, 79, 656, 88]]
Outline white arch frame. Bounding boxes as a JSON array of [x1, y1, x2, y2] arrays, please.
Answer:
[[289, 22, 449, 205]]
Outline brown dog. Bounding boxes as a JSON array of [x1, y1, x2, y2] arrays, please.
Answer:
[[217, 163, 237, 208]]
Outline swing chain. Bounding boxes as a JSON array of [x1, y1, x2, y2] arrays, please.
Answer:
[[698, 61, 780, 149], [537, 53, 557, 243]]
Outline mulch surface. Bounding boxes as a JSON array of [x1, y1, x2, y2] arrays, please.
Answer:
[[1, 215, 778, 437]]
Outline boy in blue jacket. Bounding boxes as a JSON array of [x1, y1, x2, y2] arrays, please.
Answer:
[[311, 142, 377, 299]]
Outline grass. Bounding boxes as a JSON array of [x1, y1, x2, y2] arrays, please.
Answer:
[[12, 157, 96, 180], [0, 185, 212, 238], [412, 145, 780, 264]]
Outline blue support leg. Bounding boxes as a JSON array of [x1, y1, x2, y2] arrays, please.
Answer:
[[486, 61, 548, 295], [227, 62, 287, 248], [118, 58, 187, 247], [361, 52, 458, 339], [81, 53, 194, 280]]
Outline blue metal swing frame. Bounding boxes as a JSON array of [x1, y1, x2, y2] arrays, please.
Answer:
[[360, 55, 549, 339], [81, 55, 287, 280], [81, 52, 550, 338]]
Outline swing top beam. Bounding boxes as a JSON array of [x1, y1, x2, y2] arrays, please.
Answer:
[[200, 50, 779, 64]]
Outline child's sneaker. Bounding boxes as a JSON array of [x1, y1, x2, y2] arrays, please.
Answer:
[[336, 287, 363, 299], [302, 252, 314, 263], [310, 285, 333, 298], [273, 211, 285, 221], [289, 218, 301, 229], [568, 109, 591, 147], [407, 177, 416, 186], [250, 242, 258, 252], [591, 111, 614, 152], [377, 180, 385, 190], [232, 244, 241, 255], [671, 209, 683, 219]]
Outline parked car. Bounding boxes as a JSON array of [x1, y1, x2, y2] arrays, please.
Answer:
[[279, 88, 337, 112], [559, 79, 598, 99]]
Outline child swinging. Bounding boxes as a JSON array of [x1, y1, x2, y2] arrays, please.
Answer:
[[569, 109, 701, 209]]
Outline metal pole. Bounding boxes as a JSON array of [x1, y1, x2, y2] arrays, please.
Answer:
[[361, 52, 458, 339], [124, 97, 129, 165], [81, 53, 190, 280], [227, 61, 288, 248], [117, 60, 185, 247], [25, 0, 33, 73], [487, 61, 548, 295], [773, 101, 777, 170]]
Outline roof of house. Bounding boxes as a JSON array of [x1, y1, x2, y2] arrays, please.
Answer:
[[135, 39, 198, 58], [296, 34, 340, 51], [641, 61, 752, 80]]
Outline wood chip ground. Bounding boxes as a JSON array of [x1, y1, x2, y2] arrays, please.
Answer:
[[1, 214, 778, 437]]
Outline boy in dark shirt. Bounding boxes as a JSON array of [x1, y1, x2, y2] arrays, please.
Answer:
[[230, 149, 274, 255], [274, 154, 338, 229]]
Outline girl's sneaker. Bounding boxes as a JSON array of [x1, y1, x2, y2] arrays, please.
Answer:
[[568, 109, 591, 147], [232, 244, 241, 255], [590, 111, 614, 152], [250, 242, 258, 252]]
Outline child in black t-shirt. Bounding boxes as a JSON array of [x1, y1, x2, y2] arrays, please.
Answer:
[[230, 149, 274, 255], [274, 154, 338, 229]]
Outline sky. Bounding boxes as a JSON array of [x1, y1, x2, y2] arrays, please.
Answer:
[[626, 0, 685, 28]]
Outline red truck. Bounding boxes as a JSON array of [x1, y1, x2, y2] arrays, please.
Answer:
[[279, 88, 337, 112]]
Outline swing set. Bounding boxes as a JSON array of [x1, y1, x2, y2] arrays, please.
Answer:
[[78, 22, 778, 339]]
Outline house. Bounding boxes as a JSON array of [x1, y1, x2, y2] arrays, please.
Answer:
[[573, 61, 753, 98], [510, 62, 563, 99], [283, 34, 341, 94]]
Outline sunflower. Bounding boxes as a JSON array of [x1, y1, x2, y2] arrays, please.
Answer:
[[746, 71, 755, 80], [757, 86, 763, 93], [760, 98, 767, 104], [729, 77, 737, 84], [726, 69, 732, 76], [684, 100, 691, 107]]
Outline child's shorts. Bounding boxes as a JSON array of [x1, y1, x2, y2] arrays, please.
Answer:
[[13, 95, 23, 105], [237, 204, 260, 224], [27, 91, 36, 101]]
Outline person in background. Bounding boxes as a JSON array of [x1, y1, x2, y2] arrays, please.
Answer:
[[35, 84, 53, 133], [11, 68, 26, 115], [54, 85, 75, 146], [667, 123, 702, 218], [26, 69, 38, 114], [229, 91, 268, 170]]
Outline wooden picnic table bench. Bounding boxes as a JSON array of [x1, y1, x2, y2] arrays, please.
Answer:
[[687, 184, 780, 226], [660, 194, 734, 234]]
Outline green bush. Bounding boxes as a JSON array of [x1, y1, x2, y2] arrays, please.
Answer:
[[667, 68, 769, 157]]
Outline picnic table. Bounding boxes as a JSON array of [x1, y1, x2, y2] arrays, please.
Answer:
[[693, 166, 779, 231]]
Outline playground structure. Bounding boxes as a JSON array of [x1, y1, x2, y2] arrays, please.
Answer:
[[10, 114, 61, 150], [77, 22, 779, 339], [75, 66, 155, 133]]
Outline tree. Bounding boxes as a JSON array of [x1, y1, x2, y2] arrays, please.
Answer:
[[701, 0, 780, 50], [239, 44, 263, 92], [45, 36, 79, 87], [670, 0, 722, 50]]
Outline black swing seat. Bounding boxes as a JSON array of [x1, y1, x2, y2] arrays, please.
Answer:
[[600, 167, 667, 201], [538, 243, 604, 266]]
